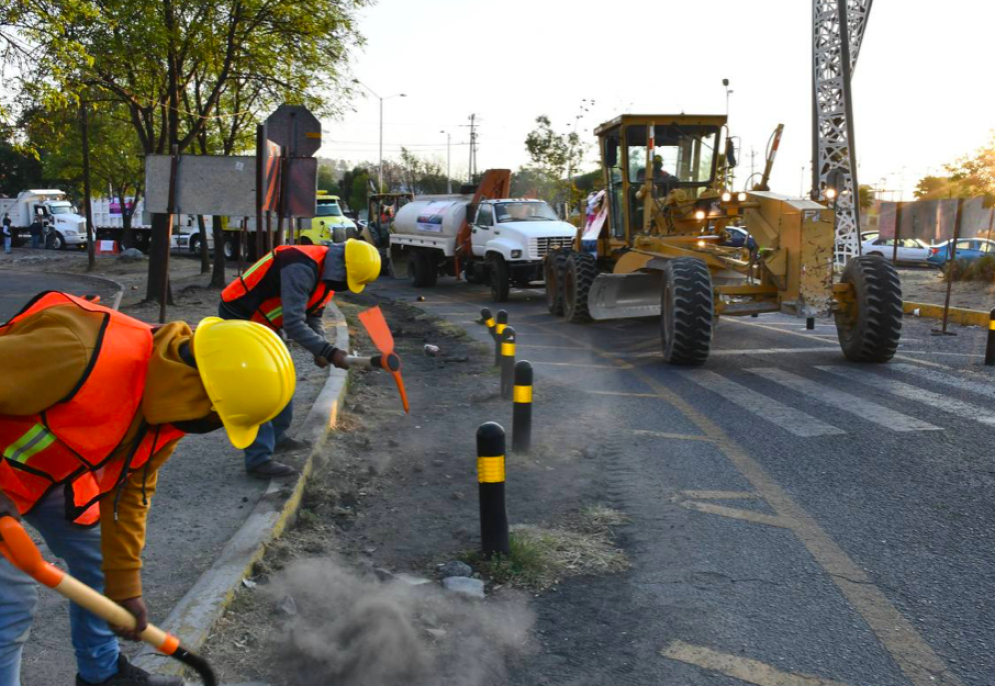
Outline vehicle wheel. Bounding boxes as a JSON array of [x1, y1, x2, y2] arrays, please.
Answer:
[[189, 235, 200, 254], [660, 257, 714, 365], [223, 236, 239, 261], [562, 251, 598, 323], [868, 251, 883, 257], [835, 255, 902, 363], [411, 251, 437, 288], [50, 233, 65, 251], [544, 249, 570, 316], [489, 253, 510, 302]]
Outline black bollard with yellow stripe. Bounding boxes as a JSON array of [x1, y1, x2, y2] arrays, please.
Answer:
[[477, 422, 510, 558], [512, 360, 533, 453], [986, 308, 995, 366], [493, 310, 508, 366], [500, 327, 517, 400], [480, 307, 495, 330]]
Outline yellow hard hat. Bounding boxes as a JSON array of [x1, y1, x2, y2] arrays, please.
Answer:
[[344, 239, 382, 293], [192, 317, 296, 450]]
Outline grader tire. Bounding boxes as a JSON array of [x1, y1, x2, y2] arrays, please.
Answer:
[[544, 249, 570, 316], [836, 255, 902, 363], [661, 258, 714, 365], [563, 252, 598, 323]]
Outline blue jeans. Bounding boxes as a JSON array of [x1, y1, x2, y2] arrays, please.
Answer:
[[3, 236, 10, 253], [244, 398, 294, 470], [216, 302, 294, 470], [0, 490, 119, 685]]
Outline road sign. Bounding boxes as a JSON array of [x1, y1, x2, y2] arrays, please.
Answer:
[[265, 105, 321, 157]]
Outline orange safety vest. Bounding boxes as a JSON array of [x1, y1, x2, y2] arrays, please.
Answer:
[[220, 245, 335, 330], [0, 292, 185, 526]]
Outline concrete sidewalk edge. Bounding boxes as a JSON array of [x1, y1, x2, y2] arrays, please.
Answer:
[[903, 301, 989, 327], [133, 303, 351, 676]]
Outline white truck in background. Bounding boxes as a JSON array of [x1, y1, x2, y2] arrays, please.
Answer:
[[0, 190, 88, 250], [389, 170, 576, 301]]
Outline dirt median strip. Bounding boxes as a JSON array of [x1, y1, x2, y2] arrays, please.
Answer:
[[132, 303, 351, 678], [902, 301, 989, 327]]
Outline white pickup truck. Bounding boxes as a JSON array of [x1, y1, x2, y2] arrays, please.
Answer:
[[0, 190, 88, 250], [390, 196, 576, 301]]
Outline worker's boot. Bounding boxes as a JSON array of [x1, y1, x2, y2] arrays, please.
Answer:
[[275, 436, 311, 454], [246, 459, 297, 479], [76, 654, 183, 686]]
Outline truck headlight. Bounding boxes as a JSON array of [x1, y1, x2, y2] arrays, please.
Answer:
[[694, 210, 706, 221], [721, 192, 732, 202], [511, 250, 522, 259], [737, 192, 747, 202]]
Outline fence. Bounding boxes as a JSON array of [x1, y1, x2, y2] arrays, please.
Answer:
[[878, 197, 995, 243]]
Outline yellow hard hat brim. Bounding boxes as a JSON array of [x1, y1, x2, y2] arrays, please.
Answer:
[[346, 274, 366, 294], [225, 423, 260, 451]]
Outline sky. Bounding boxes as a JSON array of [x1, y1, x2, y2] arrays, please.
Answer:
[[320, 0, 995, 200]]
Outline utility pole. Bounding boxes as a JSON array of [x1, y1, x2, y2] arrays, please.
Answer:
[[353, 80, 406, 192], [440, 130, 452, 193], [750, 147, 757, 183], [465, 114, 478, 182]]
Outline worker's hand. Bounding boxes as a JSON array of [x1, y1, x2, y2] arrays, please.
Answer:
[[114, 596, 149, 641], [313, 354, 330, 368], [0, 490, 20, 522], [331, 349, 350, 370]]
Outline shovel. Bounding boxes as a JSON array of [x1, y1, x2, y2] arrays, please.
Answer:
[[349, 306, 410, 414], [0, 516, 218, 686]]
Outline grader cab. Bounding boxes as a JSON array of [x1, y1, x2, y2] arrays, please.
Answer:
[[543, 114, 903, 365]]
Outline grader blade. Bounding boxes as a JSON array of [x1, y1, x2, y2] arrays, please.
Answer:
[[588, 272, 662, 321]]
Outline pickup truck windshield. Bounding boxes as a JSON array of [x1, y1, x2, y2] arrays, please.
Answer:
[[316, 203, 343, 217], [494, 202, 558, 223]]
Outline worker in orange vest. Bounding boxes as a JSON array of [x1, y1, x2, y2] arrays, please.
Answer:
[[219, 239, 381, 479], [0, 292, 295, 686]]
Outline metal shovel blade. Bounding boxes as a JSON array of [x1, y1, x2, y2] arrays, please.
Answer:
[[588, 272, 662, 321]]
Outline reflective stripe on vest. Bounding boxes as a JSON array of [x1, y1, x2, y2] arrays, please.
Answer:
[[221, 245, 334, 330], [0, 292, 186, 525]]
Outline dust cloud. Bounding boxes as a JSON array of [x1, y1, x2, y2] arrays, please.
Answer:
[[264, 557, 535, 686]]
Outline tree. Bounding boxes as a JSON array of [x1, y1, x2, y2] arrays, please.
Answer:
[[947, 132, 995, 203], [348, 170, 370, 213], [913, 175, 971, 201], [523, 112, 588, 208], [858, 184, 875, 211], [26, 100, 145, 249], [0, 130, 44, 195], [15, 0, 369, 305], [318, 164, 338, 192]]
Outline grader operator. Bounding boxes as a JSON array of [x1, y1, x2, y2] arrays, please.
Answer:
[[544, 114, 903, 366]]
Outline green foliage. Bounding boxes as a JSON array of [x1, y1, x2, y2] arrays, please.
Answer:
[[397, 147, 451, 194], [944, 255, 995, 282], [523, 109, 590, 208], [914, 175, 971, 201], [0, 131, 44, 195], [317, 164, 338, 194], [858, 184, 875, 210], [348, 170, 370, 214], [947, 132, 995, 204]]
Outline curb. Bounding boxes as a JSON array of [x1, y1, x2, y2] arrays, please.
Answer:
[[74, 273, 126, 310], [133, 303, 350, 676], [903, 301, 989, 327]]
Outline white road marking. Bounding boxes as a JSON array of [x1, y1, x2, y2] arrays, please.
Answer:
[[891, 363, 995, 400], [680, 370, 845, 437], [747, 368, 941, 432], [818, 366, 995, 426]]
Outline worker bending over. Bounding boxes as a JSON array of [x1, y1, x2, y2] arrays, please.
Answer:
[[219, 239, 381, 479], [0, 291, 295, 686]]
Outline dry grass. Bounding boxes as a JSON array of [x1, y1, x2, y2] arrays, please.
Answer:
[[464, 507, 630, 592]]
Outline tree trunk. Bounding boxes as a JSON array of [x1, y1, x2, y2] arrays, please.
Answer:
[[197, 214, 210, 273], [120, 190, 134, 250], [145, 213, 174, 305], [211, 215, 227, 288]]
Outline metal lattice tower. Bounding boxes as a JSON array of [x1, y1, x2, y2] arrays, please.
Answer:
[[812, 0, 873, 265]]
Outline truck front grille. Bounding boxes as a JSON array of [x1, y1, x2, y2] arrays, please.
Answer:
[[530, 237, 574, 260]]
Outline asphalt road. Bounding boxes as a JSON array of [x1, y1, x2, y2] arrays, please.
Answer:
[[372, 275, 995, 686], [0, 269, 121, 321]]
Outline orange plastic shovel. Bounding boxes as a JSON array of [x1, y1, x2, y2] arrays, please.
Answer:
[[0, 516, 217, 686], [357, 306, 410, 414]]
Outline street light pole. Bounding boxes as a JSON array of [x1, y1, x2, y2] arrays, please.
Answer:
[[353, 80, 406, 193], [440, 130, 451, 193]]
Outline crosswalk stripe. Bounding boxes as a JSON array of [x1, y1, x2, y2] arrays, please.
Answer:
[[681, 370, 845, 437], [818, 366, 995, 426], [747, 368, 941, 432], [891, 363, 995, 400]]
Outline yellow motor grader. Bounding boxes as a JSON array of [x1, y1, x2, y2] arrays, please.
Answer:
[[544, 114, 903, 365]]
